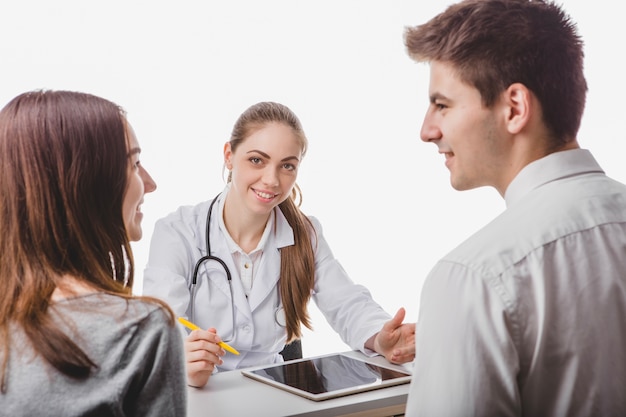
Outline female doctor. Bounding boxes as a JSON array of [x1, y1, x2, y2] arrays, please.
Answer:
[[143, 101, 415, 387]]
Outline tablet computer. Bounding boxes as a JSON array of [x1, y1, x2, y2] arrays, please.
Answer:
[[241, 353, 412, 401]]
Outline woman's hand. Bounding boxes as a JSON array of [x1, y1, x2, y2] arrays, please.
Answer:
[[184, 327, 225, 388], [367, 308, 416, 364]]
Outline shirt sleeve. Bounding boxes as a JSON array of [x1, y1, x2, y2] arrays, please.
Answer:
[[405, 260, 521, 417], [310, 217, 391, 352], [124, 307, 187, 417]]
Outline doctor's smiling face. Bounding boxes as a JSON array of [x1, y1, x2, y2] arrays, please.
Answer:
[[224, 102, 308, 221], [224, 121, 302, 217]]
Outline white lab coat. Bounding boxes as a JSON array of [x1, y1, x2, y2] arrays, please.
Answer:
[[143, 189, 391, 371]]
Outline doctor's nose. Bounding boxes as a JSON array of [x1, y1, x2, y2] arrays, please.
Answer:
[[262, 168, 280, 187]]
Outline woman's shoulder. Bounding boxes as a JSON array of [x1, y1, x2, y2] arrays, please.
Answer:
[[303, 215, 324, 239], [158, 199, 213, 224], [114, 294, 174, 326], [56, 292, 173, 331], [306, 215, 322, 229], [152, 199, 215, 240]]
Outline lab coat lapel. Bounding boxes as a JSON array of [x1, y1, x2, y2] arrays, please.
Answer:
[[247, 208, 295, 312]]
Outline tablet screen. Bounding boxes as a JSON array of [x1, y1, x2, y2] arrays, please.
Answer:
[[241, 353, 412, 401]]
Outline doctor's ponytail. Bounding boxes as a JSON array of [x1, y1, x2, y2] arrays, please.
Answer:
[[278, 185, 316, 342]]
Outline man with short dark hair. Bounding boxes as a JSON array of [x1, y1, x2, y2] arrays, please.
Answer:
[[403, 0, 626, 415]]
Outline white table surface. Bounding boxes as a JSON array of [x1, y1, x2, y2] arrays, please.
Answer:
[[187, 350, 413, 417]]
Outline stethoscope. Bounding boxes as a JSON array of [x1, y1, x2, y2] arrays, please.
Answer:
[[188, 193, 286, 344]]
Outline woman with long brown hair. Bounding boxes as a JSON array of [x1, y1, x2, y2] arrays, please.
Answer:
[[144, 101, 415, 388], [0, 90, 186, 416]]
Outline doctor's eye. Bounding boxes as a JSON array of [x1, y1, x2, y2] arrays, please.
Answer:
[[249, 157, 263, 165]]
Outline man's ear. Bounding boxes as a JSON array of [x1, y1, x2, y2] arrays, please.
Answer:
[[503, 83, 532, 135]]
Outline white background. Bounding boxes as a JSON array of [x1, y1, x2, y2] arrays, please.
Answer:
[[2, 1, 624, 358]]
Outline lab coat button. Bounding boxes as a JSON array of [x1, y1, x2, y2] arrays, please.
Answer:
[[242, 325, 251, 332]]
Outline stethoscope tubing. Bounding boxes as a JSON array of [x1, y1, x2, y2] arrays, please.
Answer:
[[188, 192, 286, 342], [188, 194, 237, 342]]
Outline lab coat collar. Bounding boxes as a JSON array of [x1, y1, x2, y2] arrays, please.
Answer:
[[273, 204, 297, 249], [247, 206, 296, 311], [204, 185, 297, 312]]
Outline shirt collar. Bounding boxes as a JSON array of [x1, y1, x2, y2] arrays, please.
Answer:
[[504, 149, 604, 208]]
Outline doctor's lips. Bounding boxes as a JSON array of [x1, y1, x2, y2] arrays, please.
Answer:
[[177, 317, 240, 355], [253, 189, 278, 199]]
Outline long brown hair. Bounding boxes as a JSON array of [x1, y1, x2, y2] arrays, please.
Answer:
[[228, 101, 315, 342], [0, 90, 171, 392]]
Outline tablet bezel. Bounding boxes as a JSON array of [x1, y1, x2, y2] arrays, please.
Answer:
[[240, 352, 412, 401]]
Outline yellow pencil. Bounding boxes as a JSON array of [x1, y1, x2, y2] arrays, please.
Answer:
[[177, 317, 240, 355]]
